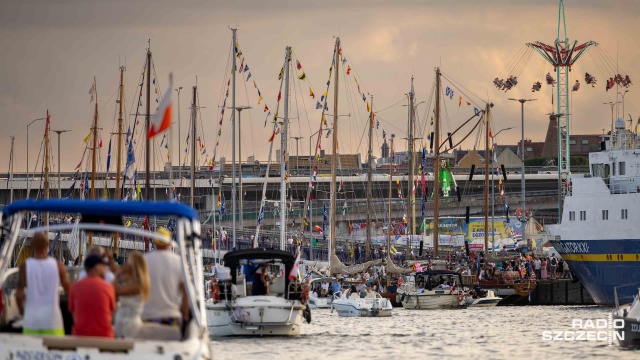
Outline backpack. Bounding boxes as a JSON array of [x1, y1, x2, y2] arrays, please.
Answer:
[[551, 257, 557, 266]]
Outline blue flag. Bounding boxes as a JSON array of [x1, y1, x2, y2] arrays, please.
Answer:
[[220, 195, 226, 217], [322, 204, 327, 242], [106, 139, 112, 172], [257, 206, 264, 225]]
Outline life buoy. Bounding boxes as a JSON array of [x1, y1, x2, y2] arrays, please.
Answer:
[[211, 279, 220, 303], [457, 292, 464, 303], [515, 208, 522, 217]]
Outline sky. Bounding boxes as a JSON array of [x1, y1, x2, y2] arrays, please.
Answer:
[[1, 0, 639, 174]]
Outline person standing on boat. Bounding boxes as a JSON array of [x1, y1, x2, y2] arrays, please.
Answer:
[[68, 254, 116, 337], [113, 252, 150, 338], [549, 254, 558, 278], [142, 227, 189, 328], [540, 258, 548, 280], [16, 232, 70, 336]]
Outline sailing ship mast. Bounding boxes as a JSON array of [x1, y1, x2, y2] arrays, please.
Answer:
[[483, 103, 491, 253], [231, 28, 237, 250], [8, 136, 14, 203], [330, 37, 340, 260], [44, 110, 51, 226], [88, 77, 99, 247], [280, 47, 291, 251], [365, 95, 374, 261], [145, 45, 152, 201], [406, 76, 415, 259], [433, 68, 441, 258], [114, 67, 125, 254], [191, 86, 197, 208], [386, 135, 394, 287]]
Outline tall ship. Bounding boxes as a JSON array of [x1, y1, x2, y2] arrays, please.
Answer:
[[546, 118, 640, 305]]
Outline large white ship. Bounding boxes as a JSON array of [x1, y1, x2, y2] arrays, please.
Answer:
[[546, 118, 640, 305]]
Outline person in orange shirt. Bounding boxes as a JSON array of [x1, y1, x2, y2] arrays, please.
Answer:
[[68, 254, 116, 337]]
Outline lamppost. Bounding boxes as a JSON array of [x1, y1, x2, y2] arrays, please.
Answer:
[[619, 90, 629, 123], [26, 117, 46, 199], [489, 127, 513, 255], [235, 105, 251, 230], [308, 127, 333, 171], [52, 130, 71, 198], [291, 136, 303, 174], [175, 87, 183, 183], [509, 98, 537, 227], [603, 101, 621, 133]]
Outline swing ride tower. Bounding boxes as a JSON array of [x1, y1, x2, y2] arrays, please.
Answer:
[[526, 0, 597, 218]]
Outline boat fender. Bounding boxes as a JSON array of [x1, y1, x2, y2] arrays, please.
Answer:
[[211, 279, 220, 303], [503, 273, 513, 284], [303, 305, 312, 324]]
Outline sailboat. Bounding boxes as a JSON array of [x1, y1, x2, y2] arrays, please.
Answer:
[[205, 40, 308, 337]]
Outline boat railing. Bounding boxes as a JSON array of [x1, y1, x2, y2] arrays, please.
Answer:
[[613, 282, 640, 310]]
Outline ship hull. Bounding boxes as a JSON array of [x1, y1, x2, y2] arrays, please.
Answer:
[[550, 239, 640, 305]]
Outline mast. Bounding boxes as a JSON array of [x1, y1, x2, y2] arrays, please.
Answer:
[[191, 86, 197, 208], [365, 94, 374, 261], [44, 110, 51, 226], [330, 37, 340, 257], [280, 47, 291, 251], [231, 28, 237, 250], [145, 45, 151, 201], [114, 66, 125, 255], [433, 68, 441, 257], [406, 76, 415, 259], [484, 104, 491, 254], [90, 76, 99, 201], [386, 135, 394, 287], [8, 136, 14, 203]]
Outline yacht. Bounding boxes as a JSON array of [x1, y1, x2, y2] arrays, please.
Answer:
[[397, 270, 468, 309], [0, 200, 213, 360]]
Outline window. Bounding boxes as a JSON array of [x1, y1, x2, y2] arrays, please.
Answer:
[[580, 211, 587, 221], [569, 139, 577, 145], [619, 162, 626, 176], [602, 209, 609, 220], [526, 147, 533, 152], [592, 163, 605, 178], [569, 211, 575, 221], [582, 139, 589, 145], [622, 209, 628, 220]]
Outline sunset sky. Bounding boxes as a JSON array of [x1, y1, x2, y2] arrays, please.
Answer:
[[1, 0, 638, 173]]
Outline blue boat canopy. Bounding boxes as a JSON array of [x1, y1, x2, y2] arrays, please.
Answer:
[[2, 200, 199, 221]]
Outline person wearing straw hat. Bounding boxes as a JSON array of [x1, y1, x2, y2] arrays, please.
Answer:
[[141, 227, 189, 329]]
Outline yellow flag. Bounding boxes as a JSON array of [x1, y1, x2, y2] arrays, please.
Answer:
[[258, 95, 263, 105], [83, 132, 91, 144], [253, 80, 257, 88], [366, 101, 370, 112]]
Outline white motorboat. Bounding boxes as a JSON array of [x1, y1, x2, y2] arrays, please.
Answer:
[[612, 285, 640, 348], [464, 287, 502, 307], [206, 248, 309, 337], [0, 200, 213, 360], [308, 277, 338, 309], [331, 290, 392, 317], [397, 270, 468, 310]]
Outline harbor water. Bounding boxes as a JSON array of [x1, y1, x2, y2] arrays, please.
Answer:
[[212, 306, 638, 359]]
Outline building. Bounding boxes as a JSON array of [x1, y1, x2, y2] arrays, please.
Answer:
[[518, 116, 604, 159]]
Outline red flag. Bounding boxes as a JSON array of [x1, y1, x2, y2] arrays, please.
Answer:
[[268, 131, 276, 142], [288, 247, 301, 281], [264, 104, 269, 112], [99, 139, 103, 148], [277, 91, 281, 102], [489, 130, 493, 138], [296, 60, 302, 70], [148, 73, 173, 138], [314, 225, 323, 234], [347, 66, 351, 75]]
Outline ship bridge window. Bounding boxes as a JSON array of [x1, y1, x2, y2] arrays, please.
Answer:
[[591, 163, 606, 178], [619, 162, 626, 176], [602, 209, 609, 220], [569, 211, 575, 221], [580, 211, 586, 221], [613, 163, 616, 176], [622, 209, 628, 219]]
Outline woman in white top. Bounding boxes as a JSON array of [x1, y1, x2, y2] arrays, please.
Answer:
[[113, 251, 150, 338]]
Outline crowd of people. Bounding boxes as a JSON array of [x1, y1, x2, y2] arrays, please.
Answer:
[[16, 228, 188, 339]]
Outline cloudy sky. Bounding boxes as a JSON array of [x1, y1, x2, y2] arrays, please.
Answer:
[[1, 0, 638, 174]]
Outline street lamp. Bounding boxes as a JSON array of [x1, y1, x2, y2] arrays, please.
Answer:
[[618, 90, 629, 123], [26, 117, 46, 199], [291, 136, 303, 173], [234, 105, 252, 230], [309, 127, 333, 169], [508, 98, 537, 225], [489, 126, 513, 255], [52, 130, 71, 198], [603, 101, 621, 133]]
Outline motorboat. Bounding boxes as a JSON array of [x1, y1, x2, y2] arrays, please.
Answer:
[[331, 289, 393, 317], [307, 277, 338, 309], [205, 248, 309, 337], [397, 270, 468, 310], [465, 286, 502, 307], [0, 200, 213, 359], [612, 284, 640, 348]]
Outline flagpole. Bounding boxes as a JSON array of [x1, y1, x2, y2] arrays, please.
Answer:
[[191, 85, 197, 208], [145, 43, 152, 202], [365, 94, 373, 261], [330, 38, 340, 260], [280, 46, 291, 251], [114, 66, 125, 254], [231, 28, 237, 251]]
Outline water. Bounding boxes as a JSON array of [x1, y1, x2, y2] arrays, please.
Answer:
[[211, 306, 638, 359]]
